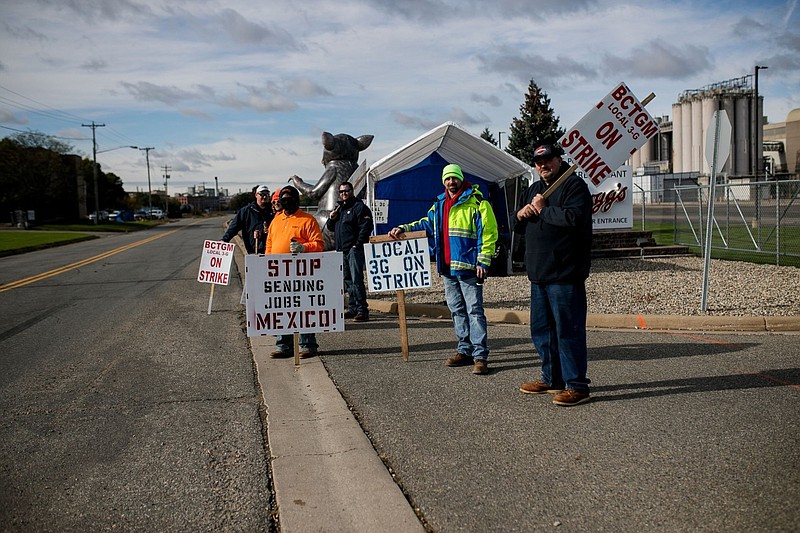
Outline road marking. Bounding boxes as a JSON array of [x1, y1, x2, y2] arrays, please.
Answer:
[[0, 223, 198, 293]]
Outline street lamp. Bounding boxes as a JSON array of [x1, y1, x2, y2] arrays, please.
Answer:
[[98, 145, 138, 154]]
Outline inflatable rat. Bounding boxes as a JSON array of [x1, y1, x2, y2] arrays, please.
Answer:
[[289, 132, 373, 249]]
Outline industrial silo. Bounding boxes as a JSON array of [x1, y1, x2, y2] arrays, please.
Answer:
[[691, 98, 703, 171], [722, 97, 736, 175], [734, 96, 750, 175], [672, 103, 683, 171], [681, 101, 693, 172], [701, 96, 719, 174]]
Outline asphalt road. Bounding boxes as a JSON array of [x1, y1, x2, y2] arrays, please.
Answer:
[[2, 217, 798, 532], [0, 218, 275, 531], [317, 318, 800, 532]]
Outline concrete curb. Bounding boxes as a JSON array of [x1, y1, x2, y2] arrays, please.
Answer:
[[229, 233, 425, 533], [366, 299, 800, 333], [250, 336, 425, 533]]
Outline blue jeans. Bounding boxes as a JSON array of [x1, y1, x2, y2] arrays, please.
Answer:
[[443, 274, 489, 360], [529, 282, 590, 393], [343, 247, 368, 315], [275, 333, 318, 354]]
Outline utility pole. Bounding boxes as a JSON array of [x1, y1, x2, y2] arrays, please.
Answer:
[[139, 147, 155, 215], [214, 176, 219, 212], [162, 165, 171, 215], [82, 121, 106, 224], [498, 131, 505, 150]]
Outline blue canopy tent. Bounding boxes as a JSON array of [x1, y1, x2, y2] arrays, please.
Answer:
[[354, 122, 533, 275]]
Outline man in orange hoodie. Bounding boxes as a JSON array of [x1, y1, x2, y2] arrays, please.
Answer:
[[265, 186, 325, 358]]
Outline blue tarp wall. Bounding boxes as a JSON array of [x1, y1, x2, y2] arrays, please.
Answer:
[[373, 152, 510, 242]]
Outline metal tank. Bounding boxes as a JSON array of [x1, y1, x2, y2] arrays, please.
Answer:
[[672, 103, 683, 172], [701, 97, 719, 175], [681, 101, 693, 173], [734, 97, 751, 175], [721, 98, 736, 175], [691, 98, 703, 172]]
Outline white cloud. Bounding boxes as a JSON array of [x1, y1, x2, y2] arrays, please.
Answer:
[[1, 0, 798, 193]]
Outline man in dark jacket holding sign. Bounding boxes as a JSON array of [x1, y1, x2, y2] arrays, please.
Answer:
[[326, 181, 374, 322], [221, 185, 273, 254], [514, 144, 593, 406]]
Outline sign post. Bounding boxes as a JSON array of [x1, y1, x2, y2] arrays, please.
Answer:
[[366, 231, 430, 361], [197, 240, 236, 314], [701, 110, 733, 312]]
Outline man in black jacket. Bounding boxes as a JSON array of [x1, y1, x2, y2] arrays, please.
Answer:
[[514, 144, 593, 407], [221, 185, 274, 254], [326, 181, 373, 321]]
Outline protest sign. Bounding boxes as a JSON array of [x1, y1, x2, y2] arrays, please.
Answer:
[[559, 82, 658, 187], [564, 156, 633, 230], [244, 252, 344, 337], [197, 240, 235, 285], [365, 236, 432, 293], [372, 199, 389, 224]]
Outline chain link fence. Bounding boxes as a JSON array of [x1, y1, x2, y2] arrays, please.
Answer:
[[631, 178, 800, 267]]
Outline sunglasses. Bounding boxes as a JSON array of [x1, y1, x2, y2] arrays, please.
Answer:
[[338, 189, 352, 194]]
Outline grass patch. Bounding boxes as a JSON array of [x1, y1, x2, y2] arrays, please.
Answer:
[[0, 231, 97, 255], [35, 220, 162, 232], [642, 221, 800, 267]]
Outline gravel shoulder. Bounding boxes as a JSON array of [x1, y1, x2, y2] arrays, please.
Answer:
[[370, 256, 800, 317]]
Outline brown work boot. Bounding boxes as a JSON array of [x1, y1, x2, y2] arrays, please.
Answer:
[[270, 351, 292, 359], [299, 350, 318, 359], [446, 352, 473, 367], [519, 381, 563, 395], [472, 360, 488, 375], [552, 389, 590, 406]]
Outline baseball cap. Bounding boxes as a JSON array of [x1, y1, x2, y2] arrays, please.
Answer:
[[256, 185, 270, 196], [532, 144, 563, 163]]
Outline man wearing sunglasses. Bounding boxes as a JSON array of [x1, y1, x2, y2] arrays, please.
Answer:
[[326, 182, 374, 322], [221, 184, 274, 254]]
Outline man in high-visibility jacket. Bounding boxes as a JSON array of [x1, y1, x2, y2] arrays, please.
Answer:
[[389, 164, 498, 375]]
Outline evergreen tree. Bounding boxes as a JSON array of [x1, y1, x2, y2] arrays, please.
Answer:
[[479, 127, 497, 146], [506, 80, 564, 166]]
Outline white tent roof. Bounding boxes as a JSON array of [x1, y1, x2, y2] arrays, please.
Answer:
[[366, 122, 534, 183]]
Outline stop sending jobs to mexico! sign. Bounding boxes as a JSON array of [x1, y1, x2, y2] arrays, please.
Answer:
[[559, 82, 659, 187], [244, 252, 344, 337], [365, 236, 432, 293], [197, 240, 235, 285]]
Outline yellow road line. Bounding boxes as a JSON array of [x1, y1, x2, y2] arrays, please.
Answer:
[[0, 223, 199, 293]]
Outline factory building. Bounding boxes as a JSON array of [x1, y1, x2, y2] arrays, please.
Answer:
[[629, 75, 799, 180]]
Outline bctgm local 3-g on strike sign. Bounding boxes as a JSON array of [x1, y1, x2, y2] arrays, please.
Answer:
[[244, 252, 344, 337], [197, 240, 235, 285], [559, 82, 659, 187]]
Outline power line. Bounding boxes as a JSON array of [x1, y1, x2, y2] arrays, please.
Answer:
[[0, 84, 88, 124], [0, 124, 86, 141]]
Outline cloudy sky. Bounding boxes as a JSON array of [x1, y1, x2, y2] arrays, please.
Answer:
[[1, 0, 798, 196]]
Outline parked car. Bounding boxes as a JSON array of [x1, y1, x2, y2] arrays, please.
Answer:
[[149, 208, 165, 219], [88, 210, 109, 221], [134, 209, 149, 221], [107, 210, 121, 221]]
